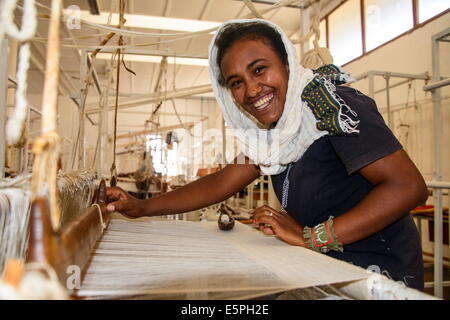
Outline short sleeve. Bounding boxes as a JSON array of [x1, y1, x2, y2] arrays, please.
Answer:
[[329, 86, 402, 175]]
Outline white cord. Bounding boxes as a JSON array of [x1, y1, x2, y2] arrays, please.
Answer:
[[91, 203, 106, 231], [2, 0, 37, 41], [2, 0, 37, 146]]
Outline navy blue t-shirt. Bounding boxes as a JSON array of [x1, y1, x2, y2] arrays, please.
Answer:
[[271, 86, 424, 290]]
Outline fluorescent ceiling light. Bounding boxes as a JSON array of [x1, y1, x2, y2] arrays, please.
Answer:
[[95, 52, 209, 67], [77, 10, 221, 32]]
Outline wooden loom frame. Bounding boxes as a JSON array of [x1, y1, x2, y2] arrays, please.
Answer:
[[25, 180, 109, 290]]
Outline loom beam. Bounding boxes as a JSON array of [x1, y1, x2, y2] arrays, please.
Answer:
[[26, 179, 109, 288]]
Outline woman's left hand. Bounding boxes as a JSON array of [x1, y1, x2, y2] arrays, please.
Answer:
[[252, 205, 306, 247]]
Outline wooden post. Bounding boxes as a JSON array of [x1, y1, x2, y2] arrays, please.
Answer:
[[0, 38, 8, 177]]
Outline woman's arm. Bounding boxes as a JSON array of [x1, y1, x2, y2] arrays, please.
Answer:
[[332, 148, 428, 245], [105, 159, 260, 218], [253, 149, 428, 246]]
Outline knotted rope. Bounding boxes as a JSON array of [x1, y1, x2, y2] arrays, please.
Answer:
[[1, 0, 38, 146]]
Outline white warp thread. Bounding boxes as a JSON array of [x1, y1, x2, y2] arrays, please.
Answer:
[[76, 218, 375, 299], [0, 187, 31, 273]]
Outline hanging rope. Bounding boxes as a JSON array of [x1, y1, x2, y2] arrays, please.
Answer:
[[300, 0, 333, 69], [1, 0, 37, 42], [70, 61, 95, 170], [110, 0, 126, 187], [29, 0, 63, 232], [1, 0, 38, 146]]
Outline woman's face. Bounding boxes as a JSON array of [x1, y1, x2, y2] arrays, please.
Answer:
[[220, 37, 289, 126]]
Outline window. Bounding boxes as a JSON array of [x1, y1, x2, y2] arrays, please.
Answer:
[[146, 134, 178, 176], [328, 0, 363, 66], [418, 0, 449, 23], [321, 0, 449, 66], [365, 0, 414, 51], [146, 135, 164, 174]]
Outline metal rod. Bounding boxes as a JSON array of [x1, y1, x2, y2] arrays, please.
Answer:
[[353, 70, 429, 82], [85, 84, 212, 114], [8, 76, 17, 88], [29, 105, 42, 115], [23, 105, 31, 173], [368, 72, 374, 99], [85, 113, 97, 126], [423, 78, 450, 91], [433, 27, 450, 42], [374, 78, 412, 95], [114, 122, 195, 140], [86, 47, 209, 60], [426, 181, 450, 189], [222, 116, 226, 165], [384, 75, 392, 128], [430, 28, 444, 299], [86, 55, 102, 95], [424, 281, 450, 289], [78, 50, 88, 169]]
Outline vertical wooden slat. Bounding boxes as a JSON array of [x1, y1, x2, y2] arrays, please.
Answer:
[[412, 0, 419, 27], [360, 0, 366, 55]]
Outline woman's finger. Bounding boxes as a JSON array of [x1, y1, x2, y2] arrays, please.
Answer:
[[106, 199, 128, 213], [254, 215, 282, 233], [261, 226, 274, 235], [253, 206, 279, 220]]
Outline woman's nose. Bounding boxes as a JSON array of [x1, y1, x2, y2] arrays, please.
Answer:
[[246, 81, 262, 98]]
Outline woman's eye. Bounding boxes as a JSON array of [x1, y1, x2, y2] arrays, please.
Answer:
[[255, 66, 266, 74], [230, 80, 241, 88]]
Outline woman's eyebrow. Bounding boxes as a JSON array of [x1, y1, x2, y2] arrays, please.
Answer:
[[225, 74, 238, 85], [247, 58, 267, 70], [225, 58, 268, 85]]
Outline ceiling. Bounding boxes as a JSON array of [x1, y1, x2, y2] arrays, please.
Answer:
[[23, 0, 342, 133]]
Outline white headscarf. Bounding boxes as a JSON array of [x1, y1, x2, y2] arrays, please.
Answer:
[[208, 19, 327, 175]]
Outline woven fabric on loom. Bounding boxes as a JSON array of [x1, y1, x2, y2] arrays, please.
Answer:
[[76, 217, 370, 299]]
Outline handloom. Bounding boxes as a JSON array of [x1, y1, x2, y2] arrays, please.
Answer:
[[0, 184, 436, 301], [0, 178, 436, 300]]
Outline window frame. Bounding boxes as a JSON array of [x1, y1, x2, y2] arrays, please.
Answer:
[[317, 0, 450, 67]]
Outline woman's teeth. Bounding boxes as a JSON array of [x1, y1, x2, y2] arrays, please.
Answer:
[[253, 93, 273, 110]]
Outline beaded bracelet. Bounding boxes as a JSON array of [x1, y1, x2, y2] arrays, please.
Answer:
[[303, 216, 343, 253]]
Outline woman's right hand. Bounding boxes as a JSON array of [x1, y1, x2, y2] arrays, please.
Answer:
[[105, 186, 146, 219]]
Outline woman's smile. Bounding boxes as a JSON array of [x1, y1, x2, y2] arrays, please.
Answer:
[[249, 92, 274, 110]]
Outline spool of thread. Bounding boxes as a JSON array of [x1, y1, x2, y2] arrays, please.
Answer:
[[218, 204, 235, 231]]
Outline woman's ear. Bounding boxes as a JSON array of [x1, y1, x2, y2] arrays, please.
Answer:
[[285, 62, 289, 74]]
